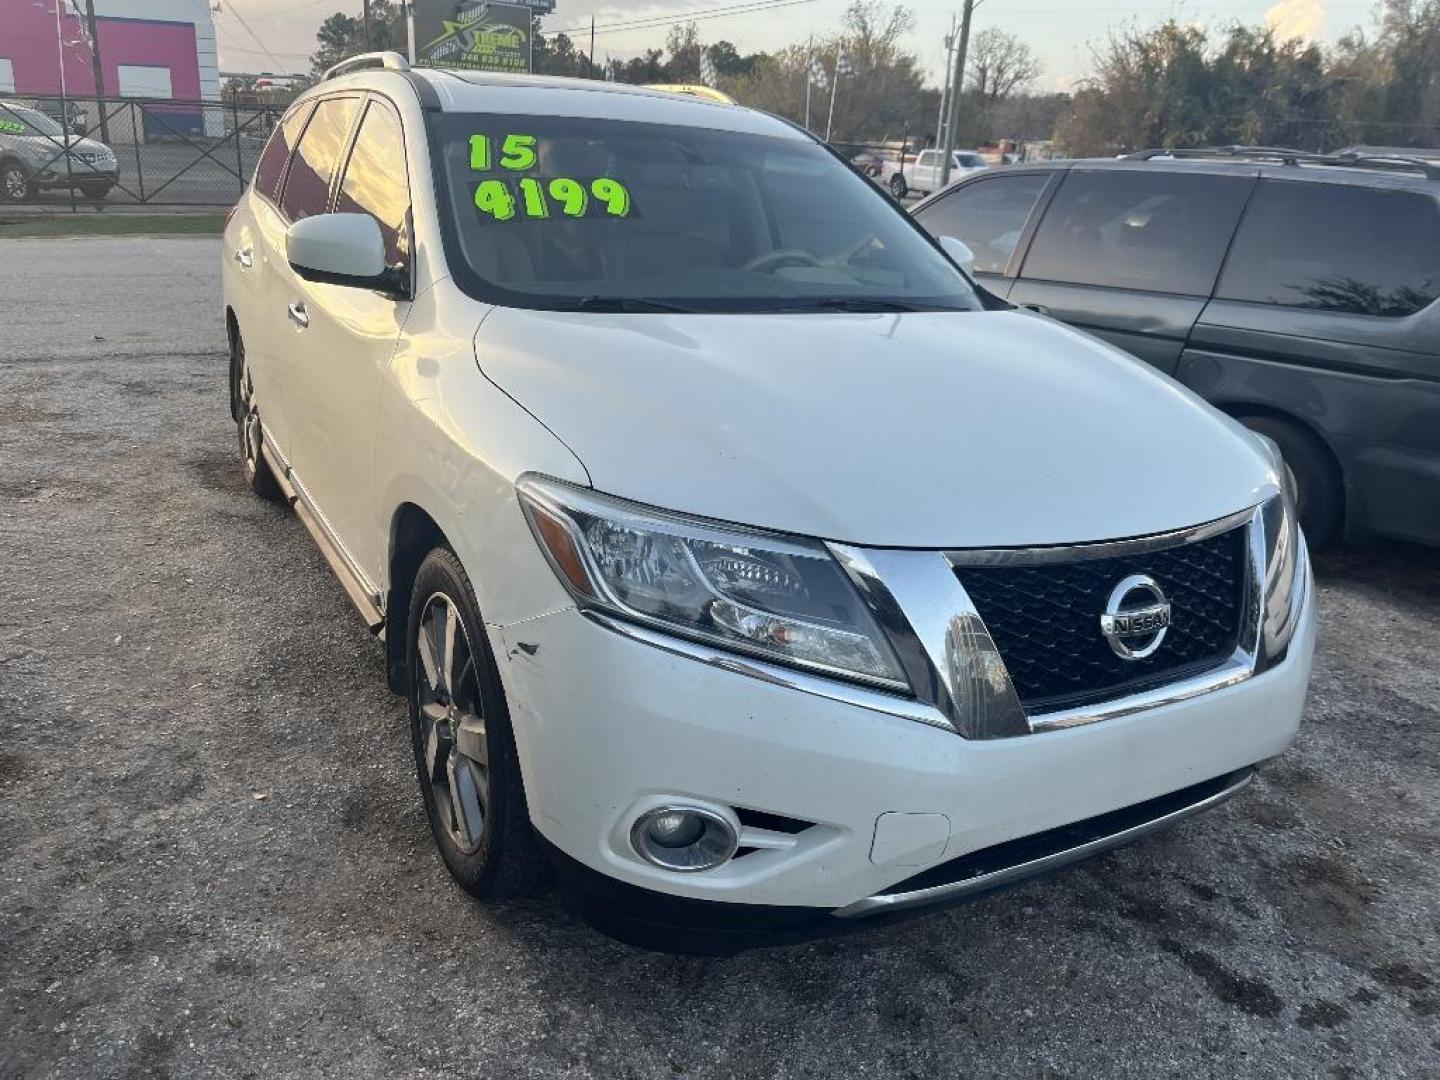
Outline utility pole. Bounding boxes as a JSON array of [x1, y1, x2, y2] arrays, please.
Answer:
[[82, 0, 109, 143], [803, 36, 813, 132], [934, 14, 955, 150], [363, 0, 373, 50], [825, 51, 841, 142], [938, 0, 975, 189], [589, 16, 596, 77]]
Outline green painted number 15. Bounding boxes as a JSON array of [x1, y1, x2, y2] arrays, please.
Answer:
[[469, 133, 537, 171]]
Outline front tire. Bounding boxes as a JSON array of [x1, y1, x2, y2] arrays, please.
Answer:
[[78, 181, 112, 200], [408, 547, 546, 899], [1, 162, 33, 203]]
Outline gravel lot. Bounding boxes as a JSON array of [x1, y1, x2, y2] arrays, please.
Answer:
[[2, 237, 1439, 1079]]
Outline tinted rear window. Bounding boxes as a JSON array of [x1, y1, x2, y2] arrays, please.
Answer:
[[253, 104, 311, 202], [1021, 169, 1252, 296], [1217, 179, 1440, 317], [279, 96, 360, 222]]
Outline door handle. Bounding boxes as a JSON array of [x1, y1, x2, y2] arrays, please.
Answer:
[[287, 301, 309, 330], [1019, 303, 1050, 316], [234, 247, 253, 269]]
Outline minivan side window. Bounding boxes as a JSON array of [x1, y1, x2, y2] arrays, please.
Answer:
[[252, 103, 312, 202], [335, 100, 411, 270], [1217, 180, 1440, 318], [1020, 170, 1253, 296], [278, 96, 360, 222], [914, 173, 1049, 275]]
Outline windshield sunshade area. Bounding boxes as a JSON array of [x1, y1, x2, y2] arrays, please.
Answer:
[[429, 112, 981, 313]]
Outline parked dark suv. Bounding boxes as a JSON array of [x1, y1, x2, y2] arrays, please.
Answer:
[[911, 149, 1440, 548]]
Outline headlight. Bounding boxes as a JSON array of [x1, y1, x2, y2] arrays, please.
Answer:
[[516, 476, 907, 689], [1257, 444, 1306, 665]]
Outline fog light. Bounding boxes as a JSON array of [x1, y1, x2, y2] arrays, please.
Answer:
[[630, 806, 738, 872]]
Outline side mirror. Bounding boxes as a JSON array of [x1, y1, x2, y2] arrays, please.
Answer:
[[939, 235, 976, 277], [287, 213, 398, 293]]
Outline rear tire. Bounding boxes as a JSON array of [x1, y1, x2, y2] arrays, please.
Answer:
[[408, 546, 548, 900], [1240, 414, 1342, 547], [230, 330, 282, 501], [889, 173, 908, 199]]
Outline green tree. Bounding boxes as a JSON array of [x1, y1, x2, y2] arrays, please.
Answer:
[[310, 0, 406, 75], [531, 18, 600, 79]]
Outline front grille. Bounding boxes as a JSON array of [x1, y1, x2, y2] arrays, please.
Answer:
[[954, 525, 1248, 713]]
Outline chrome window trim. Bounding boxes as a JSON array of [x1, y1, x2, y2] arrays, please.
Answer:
[[834, 768, 1255, 918]]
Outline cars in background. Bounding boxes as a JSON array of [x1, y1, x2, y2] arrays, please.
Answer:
[[849, 150, 893, 178], [910, 149, 1440, 548], [885, 149, 987, 199], [0, 103, 119, 202]]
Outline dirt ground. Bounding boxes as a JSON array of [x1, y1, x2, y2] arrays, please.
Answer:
[[2, 238, 1438, 1079]]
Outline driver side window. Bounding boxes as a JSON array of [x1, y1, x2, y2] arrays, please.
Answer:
[[335, 100, 412, 272], [914, 173, 1050, 276]]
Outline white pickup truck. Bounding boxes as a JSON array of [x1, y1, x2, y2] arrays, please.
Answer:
[[887, 149, 988, 199]]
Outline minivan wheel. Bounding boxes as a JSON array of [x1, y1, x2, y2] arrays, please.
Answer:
[[1, 163, 32, 203], [889, 174, 908, 199], [408, 547, 547, 899], [230, 332, 282, 500], [1240, 414, 1342, 547]]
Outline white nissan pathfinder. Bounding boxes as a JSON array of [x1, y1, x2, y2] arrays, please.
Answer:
[[221, 53, 1314, 952]]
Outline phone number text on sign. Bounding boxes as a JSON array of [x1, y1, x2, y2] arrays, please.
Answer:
[[469, 133, 634, 221]]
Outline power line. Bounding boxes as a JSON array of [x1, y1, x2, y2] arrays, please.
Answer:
[[545, 0, 825, 39], [217, 0, 288, 70]]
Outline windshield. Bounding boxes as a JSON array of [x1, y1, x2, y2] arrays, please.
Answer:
[[430, 112, 981, 313], [0, 107, 64, 137]]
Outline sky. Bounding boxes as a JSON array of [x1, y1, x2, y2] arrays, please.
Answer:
[[214, 0, 1380, 91]]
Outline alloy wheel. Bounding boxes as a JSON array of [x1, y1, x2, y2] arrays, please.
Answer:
[[3, 167, 28, 201], [415, 592, 490, 856], [235, 343, 263, 479]]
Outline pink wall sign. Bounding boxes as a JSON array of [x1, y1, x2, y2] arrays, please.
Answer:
[[0, 0, 202, 100]]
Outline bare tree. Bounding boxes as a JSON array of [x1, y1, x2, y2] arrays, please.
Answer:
[[966, 28, 1042, 104]]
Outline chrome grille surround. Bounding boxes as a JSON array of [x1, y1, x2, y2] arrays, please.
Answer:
[[829, 502, 1283, 740]]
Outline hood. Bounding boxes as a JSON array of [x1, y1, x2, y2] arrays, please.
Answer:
[[473, 307, 1277, 548], [13, 134, 112, 159], [64, 136, 113, 156]]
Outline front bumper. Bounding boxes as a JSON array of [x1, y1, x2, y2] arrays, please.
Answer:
[[494, 554, 1315, 943], [35, 165, 119, 188]]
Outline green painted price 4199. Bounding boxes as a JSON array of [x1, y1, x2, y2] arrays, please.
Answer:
[[469, 133, 633, 221]]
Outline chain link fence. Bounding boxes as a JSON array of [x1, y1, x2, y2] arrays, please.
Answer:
[[0, 93, 279, 210]]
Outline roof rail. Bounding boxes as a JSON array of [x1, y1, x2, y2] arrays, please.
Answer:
[[322, 51, 411, 82], [1121, 144, 1440, 179]]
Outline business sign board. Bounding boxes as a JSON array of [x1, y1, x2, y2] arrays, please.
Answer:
[[413, 1, 535, 73]]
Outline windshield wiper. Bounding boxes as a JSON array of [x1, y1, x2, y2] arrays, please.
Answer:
[[569, 296, 697, 314], [807, 297, 935, 313]]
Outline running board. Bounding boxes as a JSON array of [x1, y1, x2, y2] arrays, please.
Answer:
[[260, 442, 385, 633]]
